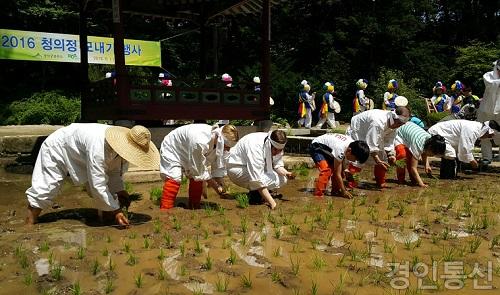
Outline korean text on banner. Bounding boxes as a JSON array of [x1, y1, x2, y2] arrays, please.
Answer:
[[0, 29, 161, 67]]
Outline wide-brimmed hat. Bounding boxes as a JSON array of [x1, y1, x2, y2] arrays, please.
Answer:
[[105, 125, 160, 169]]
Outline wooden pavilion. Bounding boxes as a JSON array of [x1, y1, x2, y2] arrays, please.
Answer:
[[79, 0, 277, 123]]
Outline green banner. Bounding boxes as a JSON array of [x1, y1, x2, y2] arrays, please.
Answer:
[[0, 29, 161, 66]]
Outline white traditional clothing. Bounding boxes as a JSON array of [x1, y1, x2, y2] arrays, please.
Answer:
[[428, 120, 483, 163], [26, 123, 127, 211], [160, 124, 225, 183], [227, 132, 287, 191], [311, 134, 353, 161], [478, 61, 500, 161], [346, 109, 397, 157]]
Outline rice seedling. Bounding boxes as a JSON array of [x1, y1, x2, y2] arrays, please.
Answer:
[[312, 254, 327, 271], [127, 253, 138, 266], [468, 236, 482, 253], [404, 237, 414, 250], [71, 281, 81, 295], [241, 272, 253, 288], [274, 226, 282, 239], [441, 227, 451, 240], [223, 220, 233, 236], [40, 241, 50, 252], [152, 218, 162, 234], [163, 233, 172, 248], [490, 235, 500, 249], [235, 193, 249, 209], [271, 270, 281, 283], [431, 234, 441, 245], [201, 253, 213, 270], [242, 232, 248, 246], [179, 264, 188, 276], [179, 241, 186, 257], [122, 240, 132, 251], [293, 163, 310, 177], [91, 258, 100, 275], [332, 271, 348, 295], [480, 215, 491, 229], [336, 254, 346, 267], [194, 238, 203, 255], [260, 231, 267, 242], [128, 232, 137, 239], [134, 273, 143, 288], [76, 246, 85, 260], [18, 251, 29, 269], [353, 230, 364, 240], [106, 235, 111, 243], [227, 249, 237, 265], [290, 256, 300, 276], [51, 262, 63, 281], [221, 238, 231, 249], [172, 216, 181, 231], [202, 227, 209, 240], [157, 267, 166, 280], [292, 243, 301, 253], [442, 246, 456, 262], [289, 224, 300, 236], [157, 248, 166, 261], [203, 204, 215, 217], [327, 199, 334, 211], [311, 280, 319, 295], [273, 246, 282, 257], [149, 187, 162, 205], [102, 248, 109, 257], [23, 272, 33, 286], [215, 274, 229, 292], [108, 257, 115, 272], [311, 239, 320, 250], [143, 237, 151, 249], [104, 277, 114, 294], [240, 216, 248, 234]]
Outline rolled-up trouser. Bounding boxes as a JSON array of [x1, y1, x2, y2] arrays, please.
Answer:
[[477, 110, 500, 161], [395, 144, 415, 184], [314, 160, 332, 197], [26, 142, 67, 210], [160, 177, 203, 210], [227, 165, 287, 191]]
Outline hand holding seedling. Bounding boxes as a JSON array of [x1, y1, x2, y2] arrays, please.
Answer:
[[388, 156, 397, 165], [114, 210, 130, 228], [286, 172, 296, 180]]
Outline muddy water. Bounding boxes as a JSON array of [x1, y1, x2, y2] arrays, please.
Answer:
[[0, 168, 498, 294]]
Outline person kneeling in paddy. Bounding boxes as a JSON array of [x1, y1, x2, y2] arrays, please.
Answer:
[[394, 122, 446, 187], [26, 124, 160, 226], [160, 124, 239, 210], [310, 133, 370, 199], [226, 130, 295, 210]]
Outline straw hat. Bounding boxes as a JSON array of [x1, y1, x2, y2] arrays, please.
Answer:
[[105, 125, 160, 169]]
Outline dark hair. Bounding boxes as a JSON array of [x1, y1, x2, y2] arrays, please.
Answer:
[[423, 135, 446, 156], [270, 129, 287, 144], [349, 140, 370, 164], [489, 120, 500, 132], [395, 106, 410, 117]]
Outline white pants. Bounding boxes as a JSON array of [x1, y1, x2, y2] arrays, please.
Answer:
[[298, 108, 313, 128], [26, 143, 124, 211], [316, 113, 336, 129], [26, 143, 67, 210], [477, 111, 500, 161], [227, 165, 287, 191]]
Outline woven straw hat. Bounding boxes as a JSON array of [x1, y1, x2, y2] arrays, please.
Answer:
[[105, 125, 160, 169]]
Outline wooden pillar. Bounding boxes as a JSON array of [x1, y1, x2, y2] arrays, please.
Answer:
[[260, 0, 271, 117], [79, 0, 89, 122], [112, 0, 129, 111]]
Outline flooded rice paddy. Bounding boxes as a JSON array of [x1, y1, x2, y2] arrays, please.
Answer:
[[0, 167, 499, 294]]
